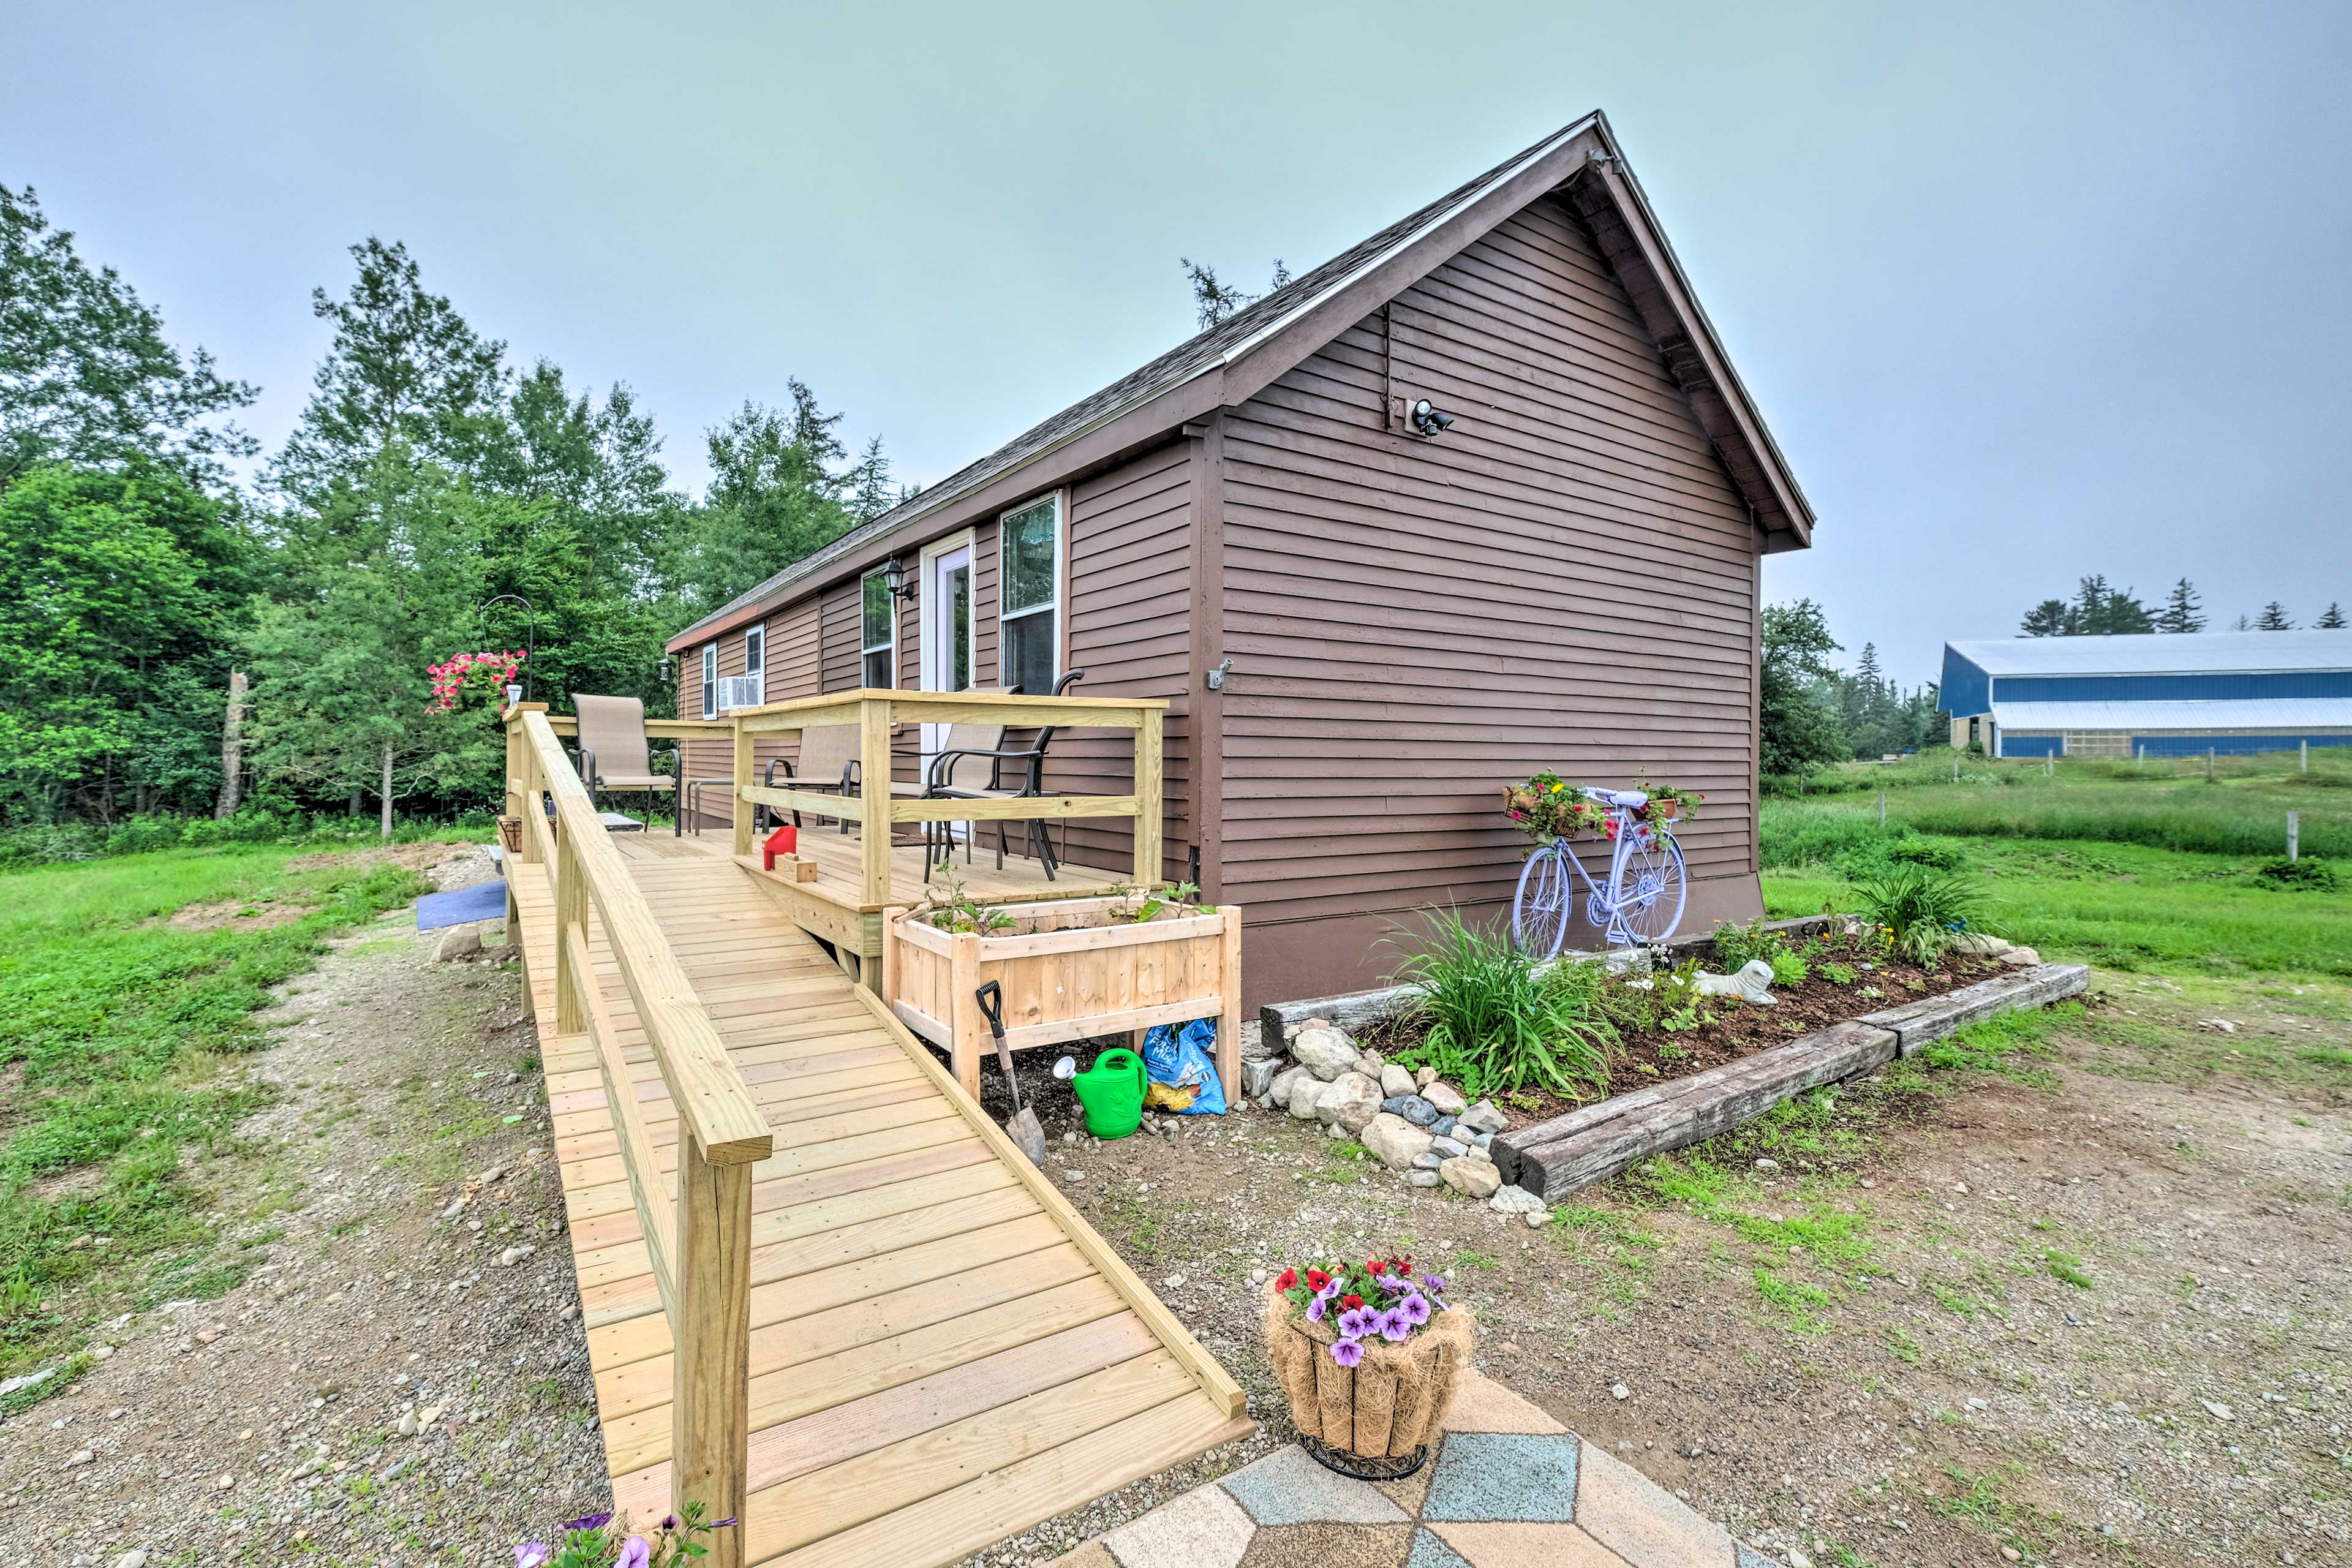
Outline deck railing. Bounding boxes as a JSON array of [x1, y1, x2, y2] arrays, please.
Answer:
[[728, 688, 1167, 905], [508, 708, 770, 1565]]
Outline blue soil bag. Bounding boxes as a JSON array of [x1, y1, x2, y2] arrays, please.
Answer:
[[1140, 1017, 1226, 1115]]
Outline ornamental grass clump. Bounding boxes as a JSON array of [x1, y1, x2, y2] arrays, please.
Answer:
[[1849, 861, 1988, 965], [1383, 910, 1615, 1101], [1273, 1254, 1452, 1367]]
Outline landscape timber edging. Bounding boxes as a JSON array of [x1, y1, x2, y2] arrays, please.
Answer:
[[1490, 962, 2093, 1200], [1256, 914, 1841, 1047]]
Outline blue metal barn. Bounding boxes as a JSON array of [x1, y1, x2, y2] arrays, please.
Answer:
[[1939, 631, 2352, 760]]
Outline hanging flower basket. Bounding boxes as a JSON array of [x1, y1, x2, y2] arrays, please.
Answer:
[[1262, 1256, 1475, 1479]]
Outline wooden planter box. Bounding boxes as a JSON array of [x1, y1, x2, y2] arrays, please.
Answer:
[[883, 895, 1242, 1105]]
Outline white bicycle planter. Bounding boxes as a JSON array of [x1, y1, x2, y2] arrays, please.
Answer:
[[1510, 786, 1687, 956]]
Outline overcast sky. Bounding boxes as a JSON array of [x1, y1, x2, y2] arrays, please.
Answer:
[[11, 2, 2348, 684]]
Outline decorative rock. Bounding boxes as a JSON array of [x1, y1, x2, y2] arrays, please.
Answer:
[[1407, 1170, 1442, 1188], [1356, 1049, 1384, 1078], [1466, 1142, 1495, 1165], [1290, 1027, 1360, 1081], [1381, 1094, 1439, 1127], [1411, 1152, 1444, 1170], [1379, 1064, 1417, 1099], [1949, 932, 2013, 956], [1240, 1057, 1278, 1100], [1326, 1122, 1348, 1140], [1360, 1113, 1436, 1171], [1415, 1066, 1437, 1090], [1440, 1157, 1501, 1198], [1314, 1072, 1384, 1134], [1469, 1131, 1493, 1152], [1490, 1183, 1546, 1215], [2000, 946, 2042, 966], [1268, 1064, 1306, 1103], [1423, 1081, 1467, 1116], [1430, 1136, 1469, 1159], [1692, 960, 1776, 1002], [1287, 1073, 1325, 1120], [1458, 1100, 1507, 1135], [497, 1245, 534, 1266], [1429, 1114, 1458, 1139], [433, 925, 482, 962]]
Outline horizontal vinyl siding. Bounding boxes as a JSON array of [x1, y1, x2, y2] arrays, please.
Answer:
[[1050, 443, 1191, 881], [1219, 193, 1759, 929], [679, 600, 831, 829]]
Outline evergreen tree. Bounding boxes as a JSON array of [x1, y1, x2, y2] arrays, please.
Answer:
[[676, 386, 862, 614], [2155, 578, 2206, 633], [1759, 600, 1848, 777], [2320, 602, 2347, 630], [268, 239, 513, 508], [2019, 598, 2070, 637], [1, 184, 257, 491], [1179, 257, 1292, 330], [2231, 614, 2251, 631], [2255, 601, 2295, 630]]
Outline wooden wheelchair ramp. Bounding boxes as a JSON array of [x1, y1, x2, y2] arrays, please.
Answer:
[[511, 832, 1250, 1566]]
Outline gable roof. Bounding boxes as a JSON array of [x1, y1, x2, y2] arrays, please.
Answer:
[[669, 111, 1812, 652]]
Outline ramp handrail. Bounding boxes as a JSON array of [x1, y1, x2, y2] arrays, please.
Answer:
[[508, 705, 767, 1566]]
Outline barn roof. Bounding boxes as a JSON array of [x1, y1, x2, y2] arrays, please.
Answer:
[[669, 110, 1812, 652], [1947, 630, 2352, 678]]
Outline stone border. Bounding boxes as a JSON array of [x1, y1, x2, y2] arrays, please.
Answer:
[[1256, 915, 1841, 1047], [1490, 963, 2090, 1199]]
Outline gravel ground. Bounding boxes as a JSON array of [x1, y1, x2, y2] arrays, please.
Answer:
[[9, 861, 2345, 1568], [0, 843, 608, 1564]]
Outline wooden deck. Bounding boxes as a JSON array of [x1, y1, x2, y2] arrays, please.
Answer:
[[662, 824, 1126, 979], [510, 833, 1250, 1564]]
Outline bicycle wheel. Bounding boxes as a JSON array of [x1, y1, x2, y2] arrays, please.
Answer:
[[1607, 827, 1687, 944], [1512, 842, 1575, 959]]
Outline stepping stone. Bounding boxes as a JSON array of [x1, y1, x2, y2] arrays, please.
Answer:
[[1221, 1444, 1411, 1527], [1422, 1432, 1580, 1523]]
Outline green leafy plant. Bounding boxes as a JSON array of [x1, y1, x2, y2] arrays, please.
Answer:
[[2255, 856, 2337, 892], [1849, 862, 1986, 965], [914, 865, 1016, 935], [1768, 947, 1811, 987], [1711, 918, 1788, 973], [1384, 910, 1615, 1100], [518, 1503, 731, 1568], [1820, 960, 1858, 986]]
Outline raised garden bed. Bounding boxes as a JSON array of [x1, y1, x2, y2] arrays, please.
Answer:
[[1491, 963, 2092, 1198], [883, 891, 1242, 1103]]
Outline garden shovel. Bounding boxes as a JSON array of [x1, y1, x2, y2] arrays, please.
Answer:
[[974, 981, 1047, 1166]]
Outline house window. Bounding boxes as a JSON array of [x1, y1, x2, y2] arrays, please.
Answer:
[[998, 494, 1060, 696], [861, 569, 895, 688], [744, 624, 765, 703], [700, 643, 717, 720]]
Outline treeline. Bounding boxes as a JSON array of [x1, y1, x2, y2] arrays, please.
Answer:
[[1, 185, 901, 835], [1760, 600, 1943, 776], [2020, 575, 2344, 636]]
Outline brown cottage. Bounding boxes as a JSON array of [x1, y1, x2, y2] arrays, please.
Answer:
[[665, 111, 1815, 1011]]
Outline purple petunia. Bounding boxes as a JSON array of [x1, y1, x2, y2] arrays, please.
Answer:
[[1400, 1292, 1431, 1326], [1380, 1306, 1412, 1342], [516, 1545, 551, 1568], [1337, 1306, 1374, 1339], [1421, 1275, 1448, 1297], [1317, 1278, 1343, 1300], [1330, 1337, 1363, 1367], [1306, 1294, 1327, 1321], [562, 1513, 614, 1534], [615, 1537, 652, 1568]]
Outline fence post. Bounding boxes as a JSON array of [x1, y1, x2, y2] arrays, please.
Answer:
[[859, 694, 893, 907], [2302, 739, 2310, 774], [1877, 789, 1887, 827], [730, 718, 755, 859], [2046, 754, 2054, 778], [2207, 747, 2215, 782], [673, 1134, 753, 1568], [1134, 706, 1164, 883], [2288, 810, 2299, 863]]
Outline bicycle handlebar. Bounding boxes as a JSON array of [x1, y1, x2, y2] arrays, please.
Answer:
[[1579, 786, 1650, 809]]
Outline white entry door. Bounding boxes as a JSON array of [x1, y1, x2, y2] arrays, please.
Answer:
[[920, 539, 975, 819]]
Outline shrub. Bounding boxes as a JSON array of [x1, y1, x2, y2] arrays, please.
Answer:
[[2255, 856, 2338, 892], [1849, 862, 1986, 965], [1711, 918, 1787, 972], [1384, 910, 1615, 1101]]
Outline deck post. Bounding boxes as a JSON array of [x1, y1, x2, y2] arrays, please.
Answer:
[[859, 693, 892, 910], [511, 704, 549, 865], [672, 1131, 753, 1568], [552, 833, 585, 1033], [730, 718, 755, 858], [1133, 706, 1163, 883]]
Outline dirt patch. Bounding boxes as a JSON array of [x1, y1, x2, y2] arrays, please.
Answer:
[[0, 840, 609, 1558], [282, 840, 467, 876], [165, 897, 322, 931], [971, 973, 2352, 1568]]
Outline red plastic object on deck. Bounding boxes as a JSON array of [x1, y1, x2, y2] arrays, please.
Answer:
[[762, 823, 797, 870]]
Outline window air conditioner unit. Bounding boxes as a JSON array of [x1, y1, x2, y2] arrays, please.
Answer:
[[714, 673, 765, 712]]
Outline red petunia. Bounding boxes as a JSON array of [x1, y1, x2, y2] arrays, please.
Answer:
[[1275, 1268, 1297, 1292], [1343, 1294, 1364, 1311], [1395, 1259, 1413, 1276], [1367, 1260, 1387, 1275], [1305, 1269, 1330, 1292]]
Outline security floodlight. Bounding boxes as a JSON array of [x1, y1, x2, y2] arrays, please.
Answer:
[[1409, 399, 1455, 437]]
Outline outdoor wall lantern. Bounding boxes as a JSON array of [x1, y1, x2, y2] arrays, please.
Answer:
[[1408, 399, 1456, 437], [878, 557, 921, 603]]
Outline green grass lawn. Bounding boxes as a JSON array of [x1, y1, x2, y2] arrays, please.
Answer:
[[0, 842, 447, 1409], [1762, 751, 2351, 977]]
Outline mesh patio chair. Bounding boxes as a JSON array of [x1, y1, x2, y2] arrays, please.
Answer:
[[570, 695, 677, 831], [923, 668, 1087, 880]]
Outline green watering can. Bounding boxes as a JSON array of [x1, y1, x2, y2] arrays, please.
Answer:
[[1068, 1047, 1146, 1139]]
